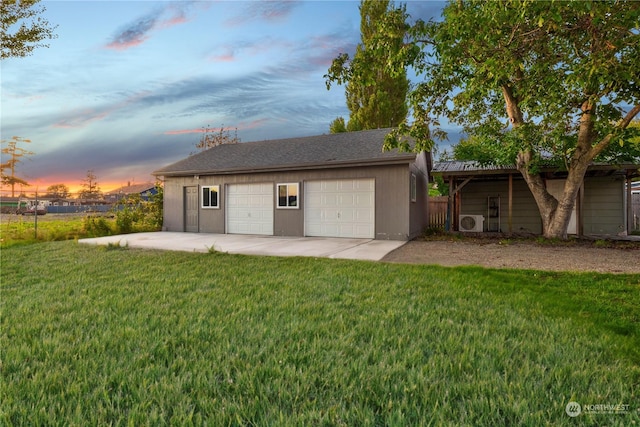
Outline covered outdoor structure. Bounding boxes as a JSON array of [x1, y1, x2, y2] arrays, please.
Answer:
[[432, 161, 640, 236]]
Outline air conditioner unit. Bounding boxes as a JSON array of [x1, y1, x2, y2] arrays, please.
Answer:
[[459, 214, 484, 232]]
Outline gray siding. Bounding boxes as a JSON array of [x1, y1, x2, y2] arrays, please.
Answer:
[[582, 176, 625, 234], [162, 162, 426, 240], [409, 152, 430, 238]]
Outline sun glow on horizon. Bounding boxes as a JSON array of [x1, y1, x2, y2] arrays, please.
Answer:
[[1, 179, 158, 198]]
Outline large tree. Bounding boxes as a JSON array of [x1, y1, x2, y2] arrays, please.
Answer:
[[1, 136, 34, 197], [1, 0, 57, 59], [382, 0, 640, 239], [325, 0, 409, 132], [45, 183, 71, 198], [78, 170, 102, 200]]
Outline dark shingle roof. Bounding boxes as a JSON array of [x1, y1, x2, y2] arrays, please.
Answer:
[[154, 128, 417, 176]]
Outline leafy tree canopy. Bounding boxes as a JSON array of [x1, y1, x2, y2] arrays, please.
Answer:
[[325, 0, 409, 133], [383, 0, 640, 165], [380, 0, 640, 238], [1, 0, 57, 60], [45, 183, 71, 198]]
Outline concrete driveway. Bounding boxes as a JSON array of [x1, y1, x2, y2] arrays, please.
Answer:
[[79, 232, 406, 261]]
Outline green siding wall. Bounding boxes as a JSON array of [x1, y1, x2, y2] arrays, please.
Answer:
[[460, 179, 541, 234], [459, 176, 625, 235], [582, 176, 625, 234]]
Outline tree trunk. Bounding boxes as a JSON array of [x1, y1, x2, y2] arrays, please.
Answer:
[[515, 97, 596, 239], [516, 152, 590, 239], [498, 87, 640, 239]]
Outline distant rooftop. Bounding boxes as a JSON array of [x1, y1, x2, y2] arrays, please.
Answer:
[[105, 182, 156, 195]]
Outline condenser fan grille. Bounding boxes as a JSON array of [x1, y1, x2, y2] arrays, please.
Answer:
[[459, 215, 484, 232], [460, 216, 476, 230]]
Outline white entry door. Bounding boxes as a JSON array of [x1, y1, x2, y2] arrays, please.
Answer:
[[546, 179, 577, 234], [226, 183, 274, 235], [305, 179, 375, 238]]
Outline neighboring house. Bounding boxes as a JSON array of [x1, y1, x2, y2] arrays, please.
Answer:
[[48, 198, 74, 207], [105, 182, 157, 202], [432, 161, 640, 236], [0, 197, 29, 213], [153, 128, 430, 240]]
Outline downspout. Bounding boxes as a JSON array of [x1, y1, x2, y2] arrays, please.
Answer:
[[626, 173, 632, 235], [447, 176, 454, 231]]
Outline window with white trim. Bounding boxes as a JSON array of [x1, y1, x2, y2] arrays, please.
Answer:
[[277, 183, 299, 208], [410, 174, 417, 202], [202, 185, 220, 208]]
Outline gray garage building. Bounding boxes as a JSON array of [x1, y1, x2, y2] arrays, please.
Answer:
[[153, 128, 430, 241]]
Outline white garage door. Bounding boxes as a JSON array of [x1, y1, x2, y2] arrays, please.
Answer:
[[226, 183, 273, 235], [305, 179, 375, 238]]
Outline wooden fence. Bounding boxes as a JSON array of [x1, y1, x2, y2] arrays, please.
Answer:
[[428, 196, 448, 229]]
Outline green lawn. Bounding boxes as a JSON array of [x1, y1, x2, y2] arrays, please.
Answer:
[[2, 241, 639, 426]]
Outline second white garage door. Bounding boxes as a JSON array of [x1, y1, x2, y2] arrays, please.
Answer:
[[305, 179, 375, 238], [226, 183, 273, 235]]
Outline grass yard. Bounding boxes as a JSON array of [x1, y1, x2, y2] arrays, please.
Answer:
[[0, 213, 159, 248], [0, 214, 114, 248], [1, 241, 639, 426]]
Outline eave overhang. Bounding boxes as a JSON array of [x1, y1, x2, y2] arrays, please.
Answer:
[[153, 154, 418, 178]]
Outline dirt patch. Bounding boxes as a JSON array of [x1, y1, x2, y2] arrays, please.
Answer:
[[382, 236, 640, 274]]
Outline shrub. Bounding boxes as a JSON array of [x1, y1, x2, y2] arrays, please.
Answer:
[[112, 183, 163, 233], [83, 216, 113, 237]]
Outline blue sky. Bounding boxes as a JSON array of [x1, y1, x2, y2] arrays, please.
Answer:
[[2, 0, 445, 192]]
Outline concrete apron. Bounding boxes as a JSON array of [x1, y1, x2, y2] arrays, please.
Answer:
[[79, 232, 406, 261]]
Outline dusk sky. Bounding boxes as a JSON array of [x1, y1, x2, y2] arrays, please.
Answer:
[[2, 0, 446, 194]]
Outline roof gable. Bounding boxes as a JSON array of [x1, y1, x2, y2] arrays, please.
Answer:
[[154, 128, 419, 176]]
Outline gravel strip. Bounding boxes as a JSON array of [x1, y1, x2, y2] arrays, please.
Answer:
[[382, 240, 640, 274]]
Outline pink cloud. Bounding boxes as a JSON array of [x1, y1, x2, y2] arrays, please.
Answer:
[[240, 119, 269, 130], [163, 128, 207, 135], [225, 1, 300, 27], [164, 119, 270, 136], [211, 54, 236, 62], [105, 2, 199, 51], [105, 37, 149, 51], [53, 109, 108, 129], [53, 91, 150, 129], [208, 46, 236, 63], [208, 38, 291, 62]]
